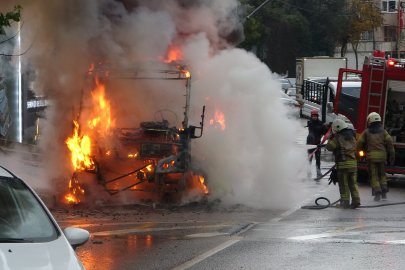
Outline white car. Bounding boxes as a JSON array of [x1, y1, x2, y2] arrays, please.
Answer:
[[0, 166, 90, 270]]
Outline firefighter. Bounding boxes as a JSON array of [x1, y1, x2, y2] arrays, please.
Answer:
[[356, 112, 395, 201], [307, 109, 329, 177], [326, 119, 360, 209]]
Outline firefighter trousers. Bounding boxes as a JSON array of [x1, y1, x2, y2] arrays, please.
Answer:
[[367, 161, 388, 194], [337, 169, 360, 205]]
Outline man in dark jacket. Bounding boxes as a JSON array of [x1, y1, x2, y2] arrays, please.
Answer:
[[307, 109, 329, 177]]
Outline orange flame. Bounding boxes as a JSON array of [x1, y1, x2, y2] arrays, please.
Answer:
[[199, 176, 209, 194], [64, 76, 115, 204], [188, 172, 208, 194], [65, 121, 94, 170], [160, 44, 183, 63], [88, 63, 94, 74], [65, 178, 85, 204], [87, 78, 116, 135], [214, 110, 226, 131], [65, 194, 79, 204]]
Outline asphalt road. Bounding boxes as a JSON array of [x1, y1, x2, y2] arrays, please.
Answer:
[[52, 178, 405, 270], [51, 118, 405, 269]]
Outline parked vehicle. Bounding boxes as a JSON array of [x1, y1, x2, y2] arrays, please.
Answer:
[[335, 51, 405, 176], [286, 77, 296, 87], [296, 57, 348, 102], [285, 88, 296, 99], [278, 78, 293, 92], [0, 166, 89, 270], [299, 79, 359, 129]]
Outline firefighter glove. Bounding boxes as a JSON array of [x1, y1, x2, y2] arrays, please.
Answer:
[[328, 169, 338, 186]]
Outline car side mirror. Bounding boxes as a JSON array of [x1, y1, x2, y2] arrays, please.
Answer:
[[64, 227, 90, 250], [327, 102, 334, 113]]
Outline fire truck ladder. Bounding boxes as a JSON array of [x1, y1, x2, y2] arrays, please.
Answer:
[[366, 56, 386, 127]]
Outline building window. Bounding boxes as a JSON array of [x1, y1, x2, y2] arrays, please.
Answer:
[[384, 26, 397, 41], [361, 31, 374, 41], [381, 1, 397, 12]]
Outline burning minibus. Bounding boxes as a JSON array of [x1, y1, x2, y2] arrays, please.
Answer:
[[64, 62, 207, 204]]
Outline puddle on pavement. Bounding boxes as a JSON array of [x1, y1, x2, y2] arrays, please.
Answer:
[[78, 234, 170, 269]]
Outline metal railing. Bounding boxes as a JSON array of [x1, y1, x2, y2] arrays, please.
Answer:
[[302, 80, 327, 105]]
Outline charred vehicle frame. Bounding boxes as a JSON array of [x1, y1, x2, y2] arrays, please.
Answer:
[[71, 64, 205, 196]]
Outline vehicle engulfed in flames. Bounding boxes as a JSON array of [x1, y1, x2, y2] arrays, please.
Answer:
[[65, 63, 207, 204]]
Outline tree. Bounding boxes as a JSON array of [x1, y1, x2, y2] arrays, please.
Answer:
[[0, 5, 22, 36], [339, 0, 383, 69], [240, 0, 373, 75]]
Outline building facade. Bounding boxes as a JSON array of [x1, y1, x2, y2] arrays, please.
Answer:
[[335, 0, 404, 69]]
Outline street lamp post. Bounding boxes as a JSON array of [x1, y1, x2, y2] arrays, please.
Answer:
[[397, 0, 402, 57]]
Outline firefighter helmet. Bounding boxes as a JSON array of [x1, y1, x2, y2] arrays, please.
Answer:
[[311, 109, 319, 116], [367, 112, 381, 124], [332, 119, 348, 133]]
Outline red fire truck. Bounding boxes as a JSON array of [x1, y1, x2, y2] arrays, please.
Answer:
[[335, 51, 405, 177]]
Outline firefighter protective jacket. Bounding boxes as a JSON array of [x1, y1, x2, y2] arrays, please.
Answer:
[[356, 122, 395, 163], [326, 129, 357, 172]]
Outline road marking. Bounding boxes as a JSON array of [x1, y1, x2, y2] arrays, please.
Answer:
[[171, 239, 240, 270], [170, 223, 257, 269], [92, 224, 231, 237], [288, 225, 364, 240], [184, 232, 229, 238], [386, 239, 405, 244], [114, 223, 158, 237], [313, 238, 405, 245]]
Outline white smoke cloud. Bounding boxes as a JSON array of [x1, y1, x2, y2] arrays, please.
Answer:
[[0, 0, 306, 209], [181, 40, 305, 209]]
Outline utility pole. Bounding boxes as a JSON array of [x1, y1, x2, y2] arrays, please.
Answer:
[[397, 0, 402, 57]]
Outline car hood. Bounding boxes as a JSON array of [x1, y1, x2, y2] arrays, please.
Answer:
[[280, 97, 298, 105], [0, 236, 84, 270]]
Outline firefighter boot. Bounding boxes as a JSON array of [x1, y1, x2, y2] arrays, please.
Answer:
[[341, 200, 350, 209], [382, 190, 387, 200], [350, 202, 361, 209], [374, 191, 382, 201]]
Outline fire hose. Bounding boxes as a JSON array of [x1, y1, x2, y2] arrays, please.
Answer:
[[302, 165, 405, 209], [301, 196, 405, 210], [300, 127, 405, 209]]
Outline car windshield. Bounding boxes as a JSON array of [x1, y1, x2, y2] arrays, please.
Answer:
[[287, 78, 296, 86], [0, 177, 58, 242]]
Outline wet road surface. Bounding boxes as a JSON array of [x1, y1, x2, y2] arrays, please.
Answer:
[[51, 118, 405, 269], [50, 177, 405, 270]]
